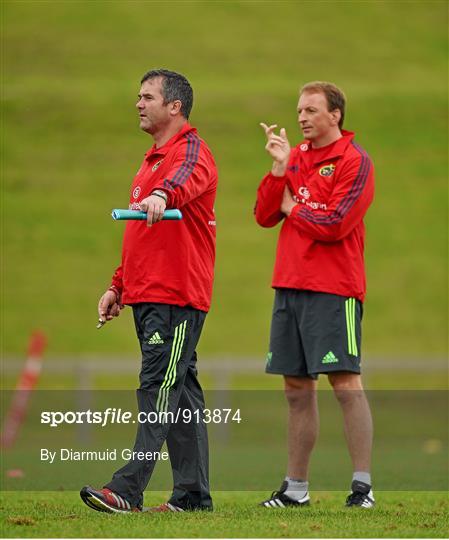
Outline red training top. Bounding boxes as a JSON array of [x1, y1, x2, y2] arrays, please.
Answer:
[[111, 123, 218, 312], [255, 130, 374, 302]]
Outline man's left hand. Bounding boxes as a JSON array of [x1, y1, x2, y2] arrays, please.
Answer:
[[281, 186, 297, 216], [139, 194, 167, 227]]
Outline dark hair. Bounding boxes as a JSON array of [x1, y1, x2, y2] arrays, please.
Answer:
[[141, 69, 193, 119], [300, 81, 346, 129]]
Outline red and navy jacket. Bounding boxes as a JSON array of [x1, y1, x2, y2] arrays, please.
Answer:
[[255, 130, 374, 302], [111, 123, 218, 312]]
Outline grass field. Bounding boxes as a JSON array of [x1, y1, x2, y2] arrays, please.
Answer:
[[2, 1, 448, 538], [2, 0, 448, 359], [1, 491, 448, 538], [1, 388, 446, 492]]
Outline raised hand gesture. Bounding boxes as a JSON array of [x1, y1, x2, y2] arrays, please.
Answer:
[[260, 123, 291, 176]]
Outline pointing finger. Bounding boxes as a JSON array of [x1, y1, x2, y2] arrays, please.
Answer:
[[260, 122, 278, 138]]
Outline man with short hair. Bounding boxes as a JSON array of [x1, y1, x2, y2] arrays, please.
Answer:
[[80, 69, 217, 513], [256, 81, 375, 508]]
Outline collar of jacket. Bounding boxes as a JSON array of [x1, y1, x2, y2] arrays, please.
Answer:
[[145, 122, 197, 158], [302, 129, 355, 165]]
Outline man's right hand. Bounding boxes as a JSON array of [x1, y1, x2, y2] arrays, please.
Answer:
[[98, 289, 123, 324], [260, 122, 291, 176], [139, 193, 167, 227]]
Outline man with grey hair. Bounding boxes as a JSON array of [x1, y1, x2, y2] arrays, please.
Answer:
[[256, 81, 375, 508]]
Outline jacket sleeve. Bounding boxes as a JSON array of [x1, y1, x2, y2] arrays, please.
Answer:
[[110, 264, 123, 293], [254, 172, 288, 228], [152, 138, 215, 208], [288, 152, 374, 242]]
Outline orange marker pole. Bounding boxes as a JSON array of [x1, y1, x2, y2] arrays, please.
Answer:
[[1, 331, 47, 449]]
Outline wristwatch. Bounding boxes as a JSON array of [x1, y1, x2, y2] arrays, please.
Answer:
[[151, 189, 167, 202]]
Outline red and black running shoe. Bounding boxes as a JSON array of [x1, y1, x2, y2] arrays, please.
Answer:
[[80, 486, 140, 513]]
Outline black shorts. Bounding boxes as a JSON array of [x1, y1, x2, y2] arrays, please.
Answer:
[[265, 289, 362, 379]]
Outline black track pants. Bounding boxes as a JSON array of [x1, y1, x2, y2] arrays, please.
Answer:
[[105, 303, 212, 510]]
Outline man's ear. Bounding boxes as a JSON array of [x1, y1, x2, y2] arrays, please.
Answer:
[[330, 109, 341, 127], [170, 100, 182, 116]]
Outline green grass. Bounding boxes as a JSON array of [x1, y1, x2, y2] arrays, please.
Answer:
[[1, 386, 447, 493], [1, 491, 448, 538], [1, 4, 448, 535], [2, 367, 448, 392], [1, 0, 448, 359]]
